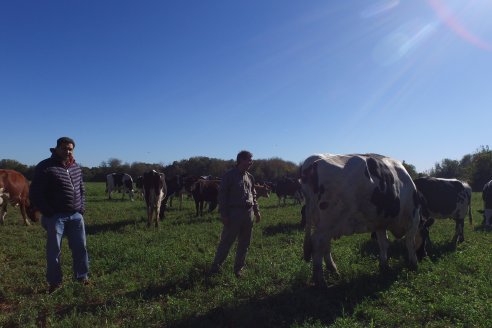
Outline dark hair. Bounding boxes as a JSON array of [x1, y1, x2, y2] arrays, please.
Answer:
[[236, 150, 253, 164], [56, 137, 75, 148]]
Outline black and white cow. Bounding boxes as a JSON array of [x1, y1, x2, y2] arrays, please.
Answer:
[[482, 180, 492, 226], [106, 173, 134, 201], [142, 170, 167, 227], [300, 153, 426, 287], [413, 177, 472, 245]]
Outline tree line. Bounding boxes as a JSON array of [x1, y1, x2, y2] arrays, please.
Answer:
[[2, 146, 491, 190]]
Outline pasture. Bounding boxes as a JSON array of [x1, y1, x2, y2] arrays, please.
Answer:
[[1, 183, 491, 327]]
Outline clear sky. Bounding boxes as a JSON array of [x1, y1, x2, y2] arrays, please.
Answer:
[[1, 0, 491, 172]]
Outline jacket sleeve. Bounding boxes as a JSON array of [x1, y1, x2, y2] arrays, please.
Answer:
[[80, 175, 86, 214], [29, 164, 54, 217]]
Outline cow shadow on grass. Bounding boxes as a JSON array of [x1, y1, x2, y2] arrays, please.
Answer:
[[165, 266, 404, 327], [359, 237, 457, 264]]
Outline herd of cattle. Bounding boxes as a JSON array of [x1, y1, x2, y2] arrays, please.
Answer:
[[1, 152, 492, 286], [104, 172, 302, 226]]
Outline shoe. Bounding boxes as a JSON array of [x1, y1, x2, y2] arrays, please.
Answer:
[[48, 283, 62, 294], [234, 269, 243, 278], [209, 266, 220, 276], [77, 278, 90, 286]]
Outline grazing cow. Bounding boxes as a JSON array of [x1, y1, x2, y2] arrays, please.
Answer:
[[164, 175, 185, 210], [275, 177, 303, 206], [106, 173, 135, 201], [254, 183, 271, 199], [135, 176, 144, 200], [142, 170, 167, 227], [0, 169, 40, 225], [191, 179, 220, 216], [483, 180, 492, 226], [414, 177, 473, 245], [300, 153, 425, 287]]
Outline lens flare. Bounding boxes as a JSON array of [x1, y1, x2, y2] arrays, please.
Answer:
[[427, 0, 492, 52]]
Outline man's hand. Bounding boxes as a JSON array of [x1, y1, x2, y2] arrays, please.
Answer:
[[254, 212, 261, 223]]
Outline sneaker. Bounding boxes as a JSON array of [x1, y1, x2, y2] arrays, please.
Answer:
[[48, 283, 62, 294], [77, 278, 90, 286], [208, 265, 220, 276], [234, 269, 243, 278]]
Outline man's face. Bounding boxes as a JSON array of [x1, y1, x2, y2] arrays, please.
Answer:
[[55, 142, 74, 161], [238, 156, 253, 172]]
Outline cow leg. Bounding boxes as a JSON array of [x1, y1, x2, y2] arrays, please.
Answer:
[[195, 200, 200, 217], [0, 202, 6, 224], [310, 233, 330, 287], [323, 244, 338, 275], [375, 230, 390, 270], [154, 210, 159, 228], [147, 208, 154, 227], [20, 205, 31, 226], [199, 201, 204, 217], [454, 219, 465, 244]]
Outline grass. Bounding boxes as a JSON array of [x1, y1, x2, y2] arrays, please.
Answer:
[[1, 183, 491, 327]]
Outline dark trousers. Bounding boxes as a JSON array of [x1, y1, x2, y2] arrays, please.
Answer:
[[212, 209, 253, 272]]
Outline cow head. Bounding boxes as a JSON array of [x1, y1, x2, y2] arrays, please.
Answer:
[[415, 217, 434, 260]]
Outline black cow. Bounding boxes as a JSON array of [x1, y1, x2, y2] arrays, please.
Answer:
[[163, 175, 185, 210], [482, 180, 492, 226], [106, 173, 134, 201], [191, 179, 219, 217], [275, 177, 303, 206], [414, 177, 472, 245]]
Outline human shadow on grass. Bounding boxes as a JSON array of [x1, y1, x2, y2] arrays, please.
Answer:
[[168, 266, 404, 328], [262, 222, 303, 236], [124, 264, 208, 301], [170, 215, 216, 226], [85, 219, 138, 235]]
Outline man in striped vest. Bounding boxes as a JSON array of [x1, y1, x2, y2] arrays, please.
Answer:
[[30, 137, 90, 294]]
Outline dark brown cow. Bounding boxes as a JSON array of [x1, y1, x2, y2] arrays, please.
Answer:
[[191, 179, 220, 216], [142, 170, 167, 227], [0, 169, 40, 225]]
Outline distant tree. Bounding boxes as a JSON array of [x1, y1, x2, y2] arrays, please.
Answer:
[[0, 159, 29, 172], [0, 159, 34, 179], [469, 145, 492, 191], [402, 161, 418, 180], [429, 158, 461, 179]]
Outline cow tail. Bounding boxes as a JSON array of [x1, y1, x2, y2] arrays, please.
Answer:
[[468, 193, 473, 225]]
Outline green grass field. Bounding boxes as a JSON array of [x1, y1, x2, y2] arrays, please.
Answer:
[[1, 183, 491, 327]]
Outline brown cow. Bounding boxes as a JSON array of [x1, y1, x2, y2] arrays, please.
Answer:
[[0, 169, 40, 225], [191, 179, 220, 216], [254, 183, 271, 198]]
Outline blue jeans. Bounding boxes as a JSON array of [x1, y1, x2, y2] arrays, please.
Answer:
[[41, 212, 89, 285]]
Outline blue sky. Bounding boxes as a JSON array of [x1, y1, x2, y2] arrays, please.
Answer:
[[1, 0, 491, 172]]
